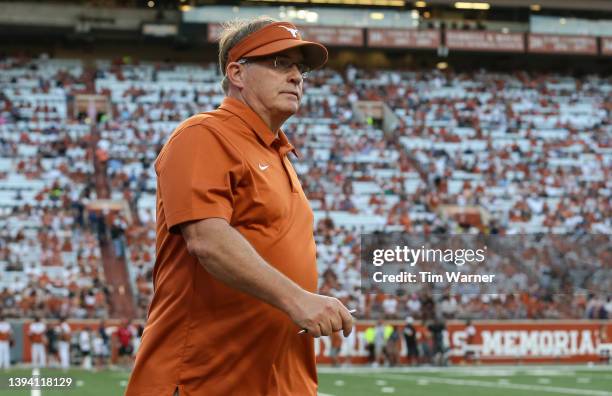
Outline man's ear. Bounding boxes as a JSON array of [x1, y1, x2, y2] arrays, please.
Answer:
[[226, 62, 246, 89]]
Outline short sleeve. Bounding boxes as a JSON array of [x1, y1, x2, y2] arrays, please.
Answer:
[[156, 125, 244, 234]]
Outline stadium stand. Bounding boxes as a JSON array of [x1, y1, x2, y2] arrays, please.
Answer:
[[0, 55, 114, 320], [0, 52, 610, 322]]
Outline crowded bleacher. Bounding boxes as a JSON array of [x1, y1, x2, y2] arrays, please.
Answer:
[[0, 54, 610, 322], [0, 55, 112, 320]]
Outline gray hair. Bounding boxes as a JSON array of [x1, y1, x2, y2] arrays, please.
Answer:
[[218, 16, 278, 94]]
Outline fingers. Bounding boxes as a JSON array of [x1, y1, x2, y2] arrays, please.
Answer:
[[299, 307, 354, 338], [330, 312, 343, 333], [339, 307, 354, 337], [294, 293, 356, 337], [318, 322, 329, 337], [307, 326, 320, 338]]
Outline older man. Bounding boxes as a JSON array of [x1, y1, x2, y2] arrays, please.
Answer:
[[126, 17, 353, 396]]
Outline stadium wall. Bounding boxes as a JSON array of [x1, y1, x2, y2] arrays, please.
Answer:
[[312, 320, 611, 365], [10, 320, 612, 365]]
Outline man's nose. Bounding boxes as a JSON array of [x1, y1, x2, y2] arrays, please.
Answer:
[[287, 65, 303, 85]]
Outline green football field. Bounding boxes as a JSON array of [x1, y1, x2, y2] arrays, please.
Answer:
[[0, 365, 611, 395]]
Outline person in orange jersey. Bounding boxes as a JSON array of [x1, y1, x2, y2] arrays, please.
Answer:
[[126, 17, 353, 396]]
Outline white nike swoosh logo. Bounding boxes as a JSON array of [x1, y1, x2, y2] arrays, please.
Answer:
[[259, 163, 270, 171]]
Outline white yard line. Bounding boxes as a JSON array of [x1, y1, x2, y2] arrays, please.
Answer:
[[31, 367, 41, 396], [359, 373, 612, 396], [317, 365, 612, 374]]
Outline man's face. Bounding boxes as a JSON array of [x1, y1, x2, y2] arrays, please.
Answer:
[[241, 48, 305, 124]]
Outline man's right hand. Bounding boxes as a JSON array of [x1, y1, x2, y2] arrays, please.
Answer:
[[288, 291, 354, 338]]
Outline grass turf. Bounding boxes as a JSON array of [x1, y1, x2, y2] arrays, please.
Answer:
[[0, 365, 610, 395]]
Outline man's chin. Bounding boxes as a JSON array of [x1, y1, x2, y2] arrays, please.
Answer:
[[279, 104, 300, 117]]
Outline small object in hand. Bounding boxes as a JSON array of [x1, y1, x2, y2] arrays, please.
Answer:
[[298, 309, 357, 334]]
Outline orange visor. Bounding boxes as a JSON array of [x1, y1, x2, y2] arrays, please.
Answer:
[[226, 22, 328, 74]]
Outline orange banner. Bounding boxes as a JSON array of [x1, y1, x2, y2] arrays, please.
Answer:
[[298, 25, 364, 47], [528, 34, 597, 55], [446, 30, 524, 52], [602, 37, 612, 56], [314, 320, 611, 364], [367, 29, 440, 49], [208, 24, 364, 47]]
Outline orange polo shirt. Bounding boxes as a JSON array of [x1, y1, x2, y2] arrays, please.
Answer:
[[126, 97, 318, 396]]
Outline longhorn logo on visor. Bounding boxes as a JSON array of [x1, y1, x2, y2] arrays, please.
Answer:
[[279, 26, 299, 38]]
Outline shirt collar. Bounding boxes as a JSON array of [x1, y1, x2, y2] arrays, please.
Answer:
[[218, 96, 299, 158], [281, 133, 301, 159]]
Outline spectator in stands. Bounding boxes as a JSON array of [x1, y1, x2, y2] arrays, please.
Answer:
[[406, 293, 422, 319], [439, 294, 458, 319], [110, 215, 127, 258], [421, 293, 436, 321], [586, 294, 608, 319], [1, 46, 610, 335], [382, 295, 398, 319]]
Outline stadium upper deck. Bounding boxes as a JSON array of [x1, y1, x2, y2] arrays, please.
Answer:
[[1, 53, 609, 320]]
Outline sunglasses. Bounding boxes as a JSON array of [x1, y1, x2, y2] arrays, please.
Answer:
[[237, 56, 312, 78]]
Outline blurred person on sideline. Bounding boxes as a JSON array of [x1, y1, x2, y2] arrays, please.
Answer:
[[464, 319, 477, 364], [373, 320, 386, 367], [364, 325, 376, 364], [428, 318, 447, 366], [403, 316, 419, 366], [92, 328, 106, 370], [57, 318, 71, 370], [117, 320, 133, 367], [132, 322, 143, 356], [0, 315, 12, 369], [79, 327, 93, 371], [386, 325, 401, 366], [329, 331, 343, 367], [29, 316, 46, 368], [97, 320, 110, 365], [45, 321, 59, 366], [419, 324, 433, 365]]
